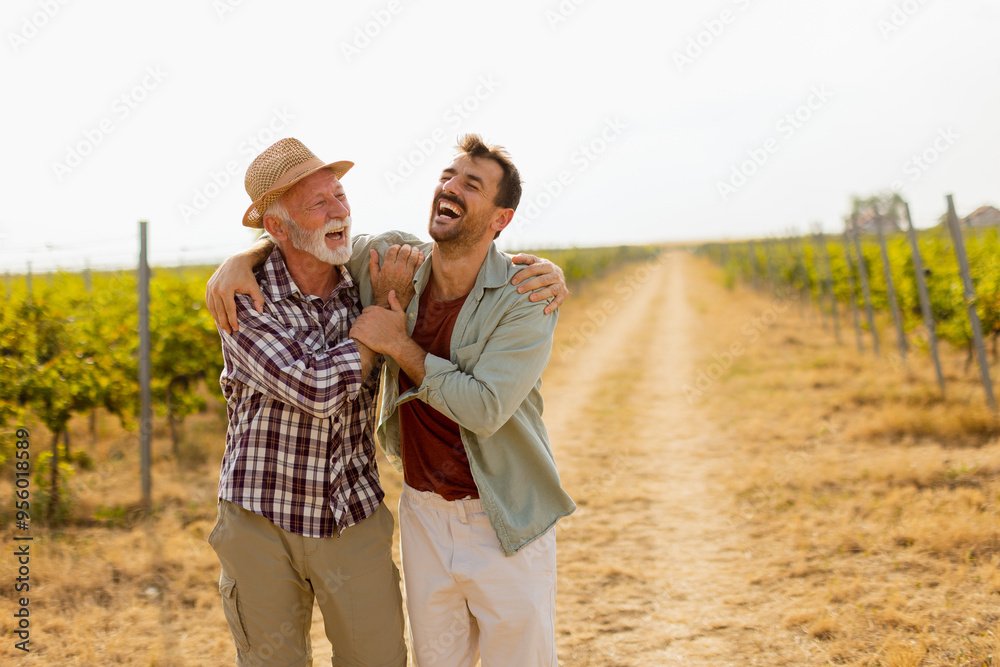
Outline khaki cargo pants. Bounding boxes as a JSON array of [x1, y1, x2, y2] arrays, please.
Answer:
[[209, 499, 406, 666]]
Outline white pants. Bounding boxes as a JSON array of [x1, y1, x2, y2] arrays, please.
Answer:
[[399, 484, 558, 667]]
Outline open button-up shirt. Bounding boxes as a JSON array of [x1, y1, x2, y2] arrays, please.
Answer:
[[367, 242, 577, 556]]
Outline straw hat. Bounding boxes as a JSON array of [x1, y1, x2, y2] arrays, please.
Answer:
[[242, 138, 354, 228]]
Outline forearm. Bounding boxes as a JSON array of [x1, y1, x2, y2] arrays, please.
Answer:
[[247, 235, 276, 270], [356, 341, 380, 379], [389, 337, 429, 387]]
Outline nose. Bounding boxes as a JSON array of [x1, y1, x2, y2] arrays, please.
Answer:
[[328, 195, 350, 219], [441, 174, 460, 196]]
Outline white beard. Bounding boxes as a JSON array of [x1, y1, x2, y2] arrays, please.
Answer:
[[286, 216, 352, 265]]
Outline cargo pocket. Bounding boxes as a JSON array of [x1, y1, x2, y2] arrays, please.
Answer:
[[218, 572, 251, 654]]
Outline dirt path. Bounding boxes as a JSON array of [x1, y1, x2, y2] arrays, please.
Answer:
[[545, 252, 764, 665]]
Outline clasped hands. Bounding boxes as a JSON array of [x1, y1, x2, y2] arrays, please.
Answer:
[[349, 244, 422, 357]]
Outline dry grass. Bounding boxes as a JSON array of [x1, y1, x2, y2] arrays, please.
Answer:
[[692, 262, 1000, 665], [0, 407, 231, 664], [3, 253, 1000, 665]]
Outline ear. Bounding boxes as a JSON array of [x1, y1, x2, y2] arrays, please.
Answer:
[[490, 208, 515, 236], [262, 215, 289, 242]]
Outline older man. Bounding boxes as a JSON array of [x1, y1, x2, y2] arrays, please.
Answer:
[[209, 138, 420, 666], [350, 135, 575, 667], [207, 137, 567, 666]]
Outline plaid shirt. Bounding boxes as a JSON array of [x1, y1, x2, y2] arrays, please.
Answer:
[[217, 247, 383, 537]]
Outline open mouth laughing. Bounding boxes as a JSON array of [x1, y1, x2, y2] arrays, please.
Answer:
[[323, 217, 350, 242], [435, 197, 464, 222]]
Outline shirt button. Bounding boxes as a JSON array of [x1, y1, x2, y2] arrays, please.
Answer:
[[408, 313, 415, 319]]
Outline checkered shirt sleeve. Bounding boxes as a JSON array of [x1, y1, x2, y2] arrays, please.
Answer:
[[217, 252, 384, 537]]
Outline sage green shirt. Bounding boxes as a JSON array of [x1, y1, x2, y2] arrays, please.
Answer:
[[346, 233, 577, 556]]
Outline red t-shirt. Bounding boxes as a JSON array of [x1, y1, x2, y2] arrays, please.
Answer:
[[398, 287, 480, 500]]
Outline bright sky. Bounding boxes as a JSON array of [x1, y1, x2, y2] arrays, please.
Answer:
[[2, 0, 998, 271]]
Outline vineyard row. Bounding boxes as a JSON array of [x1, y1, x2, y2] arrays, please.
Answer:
[[697, 193, 999, 410]]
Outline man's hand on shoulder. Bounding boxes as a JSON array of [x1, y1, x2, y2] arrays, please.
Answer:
[[370, 244, 425, 310], [509, 254, 568, 315], [207, 237, 274, 334]]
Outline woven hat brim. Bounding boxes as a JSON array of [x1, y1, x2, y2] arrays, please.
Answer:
[[242, 160, 354, 228]]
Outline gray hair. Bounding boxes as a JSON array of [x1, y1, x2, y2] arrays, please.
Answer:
[[263, 197, 294, 226]]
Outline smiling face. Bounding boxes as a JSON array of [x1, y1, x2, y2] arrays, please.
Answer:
[[428, 155, 506, 250], [271, 168, 352, 265]]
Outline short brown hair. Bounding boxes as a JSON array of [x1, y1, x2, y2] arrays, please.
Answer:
[[455, 134, 522, 212]]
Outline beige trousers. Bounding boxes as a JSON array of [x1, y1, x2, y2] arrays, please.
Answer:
[[398, 484, 558, 667], [209, 499, 406, 667]]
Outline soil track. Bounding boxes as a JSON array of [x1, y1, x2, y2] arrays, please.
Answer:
[[5, 251, 997, 665], [545, 252, 769, 665]]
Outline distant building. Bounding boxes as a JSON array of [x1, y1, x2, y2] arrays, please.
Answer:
[[963, 205, 1000, 228]]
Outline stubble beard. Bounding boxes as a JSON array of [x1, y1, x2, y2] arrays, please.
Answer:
[[428, 196, 490, 254]]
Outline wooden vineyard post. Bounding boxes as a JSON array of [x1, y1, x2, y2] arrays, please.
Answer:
[[850, 215, 881, 356], [809, 228, 828, 331], [841, 231, 864, 352], [875, 217, 908, 365], [758, 240, 771, 293], [138, 221, 153, 508], [764, 239, 779, 296], [797, 234, 812, 319], [748, 240, 759, 291], [902, 201, 945, 396], [815, 231, 841, 344], [945, 195, 997, 412], [84, 260, 98, 444], [785, 233, 805, 318]]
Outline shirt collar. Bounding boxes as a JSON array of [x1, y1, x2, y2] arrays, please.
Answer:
[[259, 246, 355, 303], [412, 242, 508, 299]]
